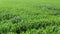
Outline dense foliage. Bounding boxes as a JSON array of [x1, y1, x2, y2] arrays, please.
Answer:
[[0, 0, 60, 34]]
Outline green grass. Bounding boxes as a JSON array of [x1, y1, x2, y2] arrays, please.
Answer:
[[0, 0, 60, 34]]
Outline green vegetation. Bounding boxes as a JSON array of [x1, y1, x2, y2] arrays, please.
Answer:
[[0, 0, 60, 34]]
